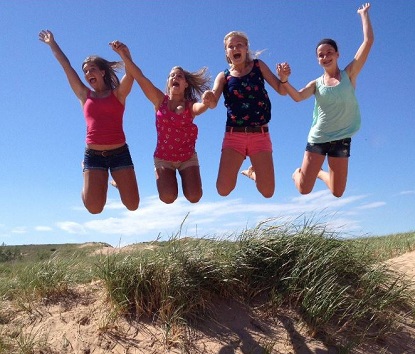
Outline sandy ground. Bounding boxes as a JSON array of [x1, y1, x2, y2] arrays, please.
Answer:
[[1, 248, 415, 353]]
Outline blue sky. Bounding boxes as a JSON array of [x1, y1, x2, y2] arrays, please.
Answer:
[[0, 0, 414, 246]]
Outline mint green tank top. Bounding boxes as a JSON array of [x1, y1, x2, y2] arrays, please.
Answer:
[[308, 70, 361, 143]]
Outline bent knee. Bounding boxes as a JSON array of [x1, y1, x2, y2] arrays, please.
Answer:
[[86, 205, 105, 214], [185, 192, 202, 203], [297, 185, 313, 195], [216, 182, 234, 197], [125, 201, 139, 211], [217, 187, 232, 197], [260, 191, 274, 198], [160, 194, 177, 204], [332, 190, 344, 198], [258, 186, 274, 198]]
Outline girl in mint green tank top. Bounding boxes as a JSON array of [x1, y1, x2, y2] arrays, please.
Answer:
[[277, 3, 374, 198]]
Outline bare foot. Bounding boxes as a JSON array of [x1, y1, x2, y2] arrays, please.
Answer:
[[317, 168, 327, 180], [109, 180, 118, 189], [292, 168, 301, 180], [241, 166, 256, 181]]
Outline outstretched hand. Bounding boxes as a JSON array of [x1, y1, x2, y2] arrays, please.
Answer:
[[276, 62, 291, 82], [109, 40, 131, 59], [357, 2, 370, 15], [201, 90, 216, 109], [38, 29, 55, 45]]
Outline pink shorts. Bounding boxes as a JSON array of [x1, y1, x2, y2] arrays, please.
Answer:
[[221, 131, 273, 157], [154, 153, 199, 171]]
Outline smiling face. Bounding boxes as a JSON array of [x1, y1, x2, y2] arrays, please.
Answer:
[[224, 34, 249, 66], [316, 43, 339, 69]]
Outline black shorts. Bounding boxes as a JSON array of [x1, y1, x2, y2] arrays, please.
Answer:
[[305, 138, 351, 158]]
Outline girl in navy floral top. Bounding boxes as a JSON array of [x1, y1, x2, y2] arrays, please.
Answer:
[[207, 31, 288, 198]]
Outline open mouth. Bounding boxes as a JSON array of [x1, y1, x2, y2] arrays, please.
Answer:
[[89, 78, 97, 84], [233, 53, 242, 60], [172, 81, 179, 87]]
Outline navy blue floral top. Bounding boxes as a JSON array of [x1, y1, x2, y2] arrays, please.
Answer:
[[223, 59, 271, 127]]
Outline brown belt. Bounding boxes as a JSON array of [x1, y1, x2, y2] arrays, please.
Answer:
[[226, 126, 269, 133], [85, 144, 128, 157]]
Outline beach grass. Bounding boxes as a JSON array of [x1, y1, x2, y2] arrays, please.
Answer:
[[0, 223, 414, 352]]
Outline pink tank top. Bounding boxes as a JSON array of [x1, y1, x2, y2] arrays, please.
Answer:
[[154, 95, 197, 162], [83, 90, 126, 145]]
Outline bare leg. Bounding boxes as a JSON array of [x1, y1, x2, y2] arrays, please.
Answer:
[[216, 148, 245, 196], [318, 156, 349, 197], [155, 167, 178, 204], [111, 168, 139, 210], [82, 170, 109, 214], [179, 166, 202, 203], [292, 151, 325, 195], [250, 151, 275, 198]]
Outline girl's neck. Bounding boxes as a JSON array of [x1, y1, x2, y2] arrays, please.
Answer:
[[231, 61, 252, 76], [92, 88, 111, 98], [169, 92, 185, 102], [325, 67, 340, 77], [323, 67, 341, 86]]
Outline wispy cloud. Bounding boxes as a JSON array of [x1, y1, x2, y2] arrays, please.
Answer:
[[11, 227, 28, 234], [399, 190, 415, 196], [55, 191, 373, 245], [56, 221, 87, 234], [356, 202, 386, 210], [35, 226, 53, 232]]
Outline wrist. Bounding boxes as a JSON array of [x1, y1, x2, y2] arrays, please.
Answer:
[[280, 79, 288, 84]]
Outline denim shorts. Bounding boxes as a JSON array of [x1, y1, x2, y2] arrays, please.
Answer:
[[306, 138, 351, 158], [83, 144, 134, 172], [222, 131, 273, 157], [154, 153, 199, 171]]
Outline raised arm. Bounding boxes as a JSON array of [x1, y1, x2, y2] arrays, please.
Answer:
[[257, 59, 288, 95], [191, 90, 216, 117], [39, 30, 88, 103], [110, 41, 164, 110], [345, 3, 374, 85], [276, 63, 315, 102]]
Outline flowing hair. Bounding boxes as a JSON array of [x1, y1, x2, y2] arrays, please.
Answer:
[[82, 56, 123, 90], [223, 31, 265, 68], [166, 66, 211, 102]]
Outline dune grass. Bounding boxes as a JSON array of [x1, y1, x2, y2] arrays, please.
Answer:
[[94, 221, 415, 351], [0, 223, 414, 353]]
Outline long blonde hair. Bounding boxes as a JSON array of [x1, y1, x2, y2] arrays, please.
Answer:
[[223, 31, 265, 67]]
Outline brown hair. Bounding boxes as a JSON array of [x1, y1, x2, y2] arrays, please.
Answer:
[[82, 56, 123, 90]]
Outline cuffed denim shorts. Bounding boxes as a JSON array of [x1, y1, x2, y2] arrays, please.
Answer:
[[83, 144, 134, 172], [306, 138, 351, 158], [154, 153, 200, 172]]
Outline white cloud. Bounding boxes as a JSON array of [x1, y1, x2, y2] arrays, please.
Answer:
[[399, 190, 415, 196], [54, 190, 374, 245], [56, 221, 87, 234], [356, 202, 386, 210], [11, 227, 27, 234], [35, 226, 53, 232]]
